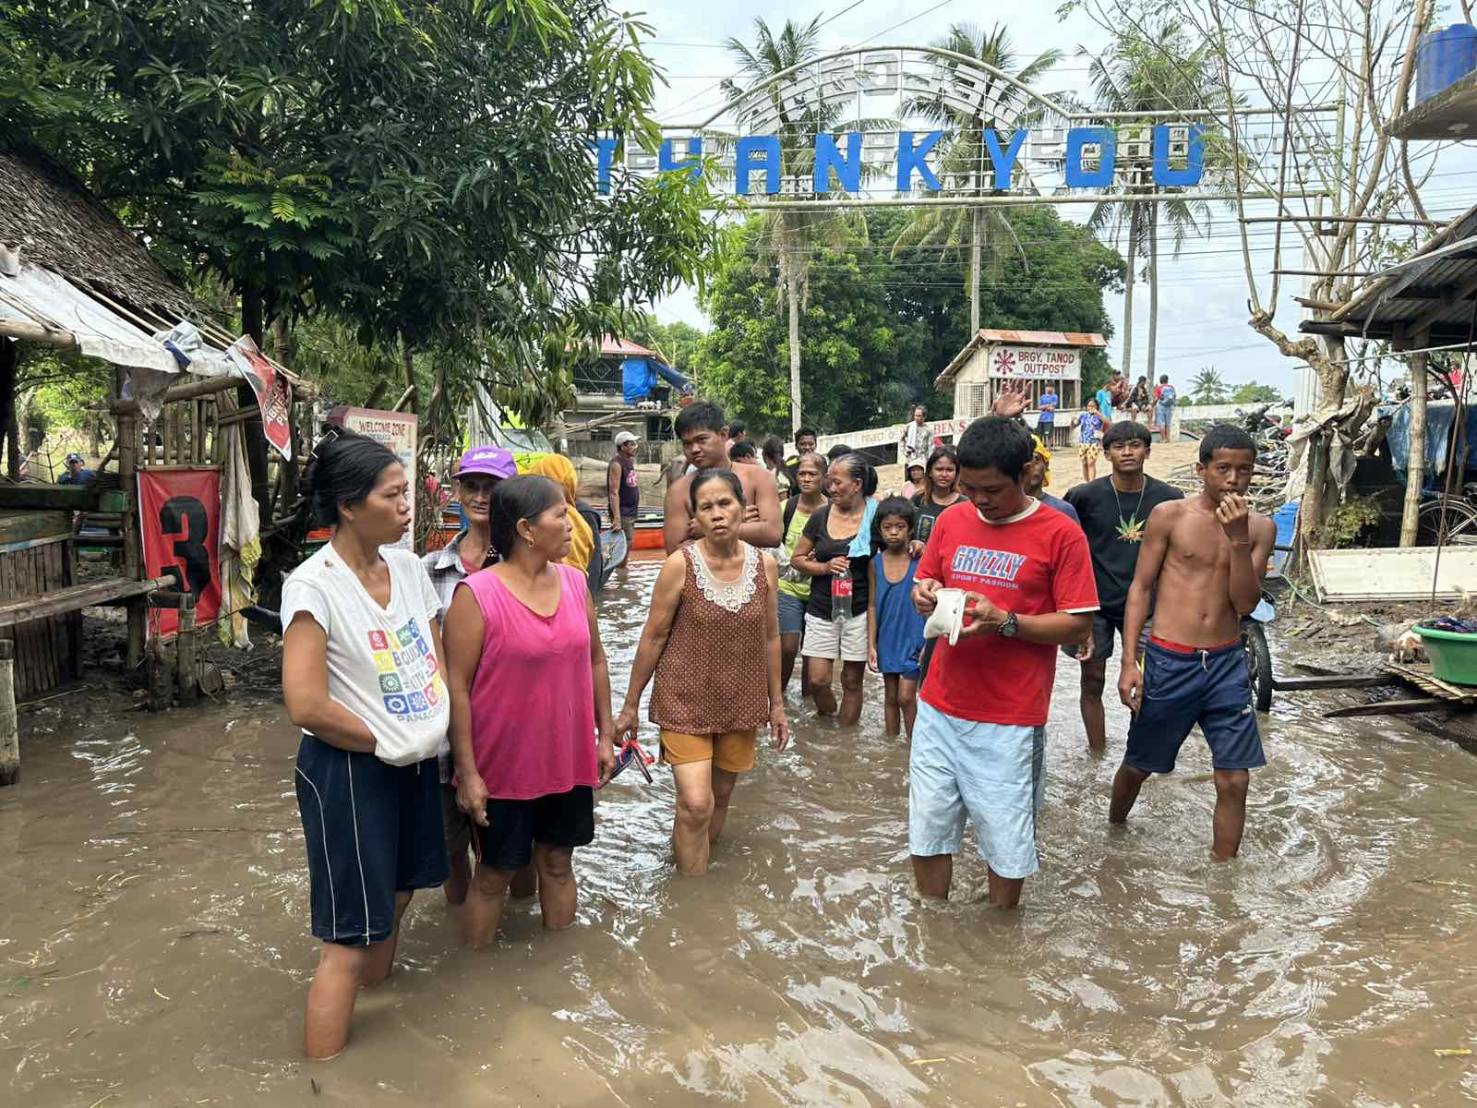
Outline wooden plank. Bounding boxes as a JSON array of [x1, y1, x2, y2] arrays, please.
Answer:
[[1272, 673, 1397, 691], [0, 486, 100, 511], [0, 511, 72, 546], [1386, 662, 1477, 704], [0, 575, 170, 629], [0, 639, 16, 786], [1323, 697, 1451, 719], [0, 532, 72, 557]]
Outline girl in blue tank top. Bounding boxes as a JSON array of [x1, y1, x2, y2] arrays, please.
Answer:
[[868, 497, 927, 739]]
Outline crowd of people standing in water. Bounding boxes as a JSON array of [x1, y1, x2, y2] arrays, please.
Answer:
[[279, 380, 1271, 1058]]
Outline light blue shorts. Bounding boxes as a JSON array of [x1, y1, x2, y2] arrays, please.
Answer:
[[908, 701, 1046, 880], [777, 591, 807, 637]]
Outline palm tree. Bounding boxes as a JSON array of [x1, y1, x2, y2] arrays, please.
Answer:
[[893, 24, 1061, 334], [1085, 24, 1218, 381], [721, 18, 888, 433], [1190, 366, 1227, 404]]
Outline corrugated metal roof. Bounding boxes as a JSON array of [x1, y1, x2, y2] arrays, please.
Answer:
[[600, 335, 661, 359], [1302, 204, 1477, 346], [935, 328, 1108, 388]]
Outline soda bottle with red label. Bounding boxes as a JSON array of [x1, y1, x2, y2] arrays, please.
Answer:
[[831, 560, 853, 623]]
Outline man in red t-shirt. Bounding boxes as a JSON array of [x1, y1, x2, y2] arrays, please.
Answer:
[[911, 417, 1098, 909]]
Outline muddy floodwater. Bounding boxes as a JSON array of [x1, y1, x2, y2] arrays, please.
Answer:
[[3, 559, 1476, 1106]]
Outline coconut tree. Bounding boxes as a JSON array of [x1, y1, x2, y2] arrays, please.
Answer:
[[721, 17, 890, 432], [1085, 23, 1218, 381], [894, 24, 1062, 334]]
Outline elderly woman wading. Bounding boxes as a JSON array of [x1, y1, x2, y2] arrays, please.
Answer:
[[616, 469, 789, 876]]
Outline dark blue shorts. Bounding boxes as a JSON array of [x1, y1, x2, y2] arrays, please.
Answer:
[[1125, 640, 1266, 775], [295, 734, 449, 946]]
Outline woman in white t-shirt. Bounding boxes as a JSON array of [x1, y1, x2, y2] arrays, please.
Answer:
[[281, 431, 450, 1059]]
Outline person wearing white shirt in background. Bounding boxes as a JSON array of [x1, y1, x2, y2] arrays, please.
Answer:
[[900, 405, 931, 468], [281, 430, 452, 1060]]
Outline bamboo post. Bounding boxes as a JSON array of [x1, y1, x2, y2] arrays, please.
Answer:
[[117, 413, 146, 668], [177, 597, 197, 703], [1400, 349, 1429, 546], [0, 639, 16, 786]]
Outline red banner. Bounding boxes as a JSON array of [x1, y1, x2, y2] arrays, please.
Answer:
[[227, 335, 293, 460], [139, 468, 222, 638]]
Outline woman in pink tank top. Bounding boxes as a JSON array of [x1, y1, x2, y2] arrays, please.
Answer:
[[442, 475, 616, 947], [615, 469, 789, 876]]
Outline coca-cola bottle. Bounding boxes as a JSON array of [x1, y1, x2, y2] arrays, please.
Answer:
[[831, 559, 853, 622]]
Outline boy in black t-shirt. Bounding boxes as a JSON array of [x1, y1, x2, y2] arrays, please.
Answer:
[[1063, 421, 1182, 753]]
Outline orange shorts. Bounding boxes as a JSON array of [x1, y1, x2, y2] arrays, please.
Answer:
[[660, 729, 757, 773]]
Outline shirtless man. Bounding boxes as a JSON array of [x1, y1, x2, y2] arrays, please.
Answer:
[[1113, 424, 1276, 860], [664, 401, 782, 553]]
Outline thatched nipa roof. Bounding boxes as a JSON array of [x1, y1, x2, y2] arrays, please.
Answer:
[[0, 148, 197, 323]]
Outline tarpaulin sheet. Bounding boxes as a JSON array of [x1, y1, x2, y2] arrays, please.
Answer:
[[1385, 399, 1477, 477], [0, 266, 179, 373], [621, 356, 691, 404]]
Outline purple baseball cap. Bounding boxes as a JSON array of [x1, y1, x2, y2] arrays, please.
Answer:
[[455, 444, 516, 480]]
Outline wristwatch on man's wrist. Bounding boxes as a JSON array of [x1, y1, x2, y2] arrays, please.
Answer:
[[997, 611, 1019, 638]]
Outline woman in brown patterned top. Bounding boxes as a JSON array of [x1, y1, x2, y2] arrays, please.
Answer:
[[615, 469, 789, 875]]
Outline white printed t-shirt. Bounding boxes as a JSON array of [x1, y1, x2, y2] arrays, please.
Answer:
[[281, 544, 449, 766]]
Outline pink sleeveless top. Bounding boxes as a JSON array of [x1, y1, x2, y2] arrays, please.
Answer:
[[460, 563, 598, 799]]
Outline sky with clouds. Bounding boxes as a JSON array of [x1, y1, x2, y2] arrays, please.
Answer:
[[628, 0, 1475, 399]]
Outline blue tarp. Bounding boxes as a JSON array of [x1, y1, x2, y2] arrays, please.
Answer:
[[620, 356, 692, 405], [1385, 399, 1477, 477]]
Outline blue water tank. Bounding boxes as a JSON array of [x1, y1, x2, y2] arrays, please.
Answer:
[[1416, 24, 1477, 104]]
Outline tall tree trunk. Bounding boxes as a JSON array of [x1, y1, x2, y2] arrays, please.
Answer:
[[787, 273, 803, 434], [238, 285, 272, 521], [1146, 207, 1159, 386], [0, 339, 18, 480], [1121, 206, 1141, 378], [1400, 351, 1428, 546], [969, 206, 983, 334], [400, 337, 417, 413]]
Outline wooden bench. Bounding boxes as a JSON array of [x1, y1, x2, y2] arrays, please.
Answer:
[[0, 574, 170, 629]]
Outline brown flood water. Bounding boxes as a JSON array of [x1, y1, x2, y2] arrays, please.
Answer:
[[3, 558, 1477, 1106]]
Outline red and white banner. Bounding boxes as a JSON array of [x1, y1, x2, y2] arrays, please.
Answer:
[[139, 468, 222, 638], [226, 335, 293, 460]]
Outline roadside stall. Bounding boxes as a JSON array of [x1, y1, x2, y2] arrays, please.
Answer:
[[0, 149, 316, 782]]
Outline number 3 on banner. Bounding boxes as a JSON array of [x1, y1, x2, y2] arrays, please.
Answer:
[[159, 496, 212, 598]]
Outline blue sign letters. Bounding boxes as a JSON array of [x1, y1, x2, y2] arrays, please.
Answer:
[[592, 125, 1205, 196]]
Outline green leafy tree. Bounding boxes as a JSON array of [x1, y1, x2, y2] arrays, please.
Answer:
[[1, 0, 721, 497], [1231, 381, 1283, 405], [720, 17, 890, 433], [895, 24, 1060, 335], [1085, 22, 1219, 382], [1190, 367, 1229, 403], [702, 206, 1123, 435]]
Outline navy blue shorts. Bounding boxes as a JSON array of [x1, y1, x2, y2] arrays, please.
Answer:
[[295, 734, 449, 946], [474, 787, 595, 871], [1125, 640, 1266, 775]]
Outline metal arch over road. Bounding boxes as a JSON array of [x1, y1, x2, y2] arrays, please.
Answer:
[[595, 44, 1337, 209]]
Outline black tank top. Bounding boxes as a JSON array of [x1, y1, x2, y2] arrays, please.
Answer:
[[617, 452, 640, 514]]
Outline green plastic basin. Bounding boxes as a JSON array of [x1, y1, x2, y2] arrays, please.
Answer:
[[1413, 625, 1477, 686]]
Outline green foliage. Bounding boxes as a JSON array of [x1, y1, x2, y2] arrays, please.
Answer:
[[1317, 496, 1383, 549], [0, 0, 722, 430], [1190, 367, 1229, 403], [1231, 381, 1283, 405], [699, 207, 1123, 437]]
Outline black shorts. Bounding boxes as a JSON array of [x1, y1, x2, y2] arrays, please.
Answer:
[[473, 786, 595, 871], [1060, 611, 1150, 663], [295, 734, 448, 947]]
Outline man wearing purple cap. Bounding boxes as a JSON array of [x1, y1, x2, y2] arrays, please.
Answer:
[[421, 443, 517, 905]]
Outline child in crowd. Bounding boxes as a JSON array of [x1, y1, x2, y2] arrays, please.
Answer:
[[868, 497, 926, 739], [1078, 398, 1105, 482], [900, 462, 926, 501]]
